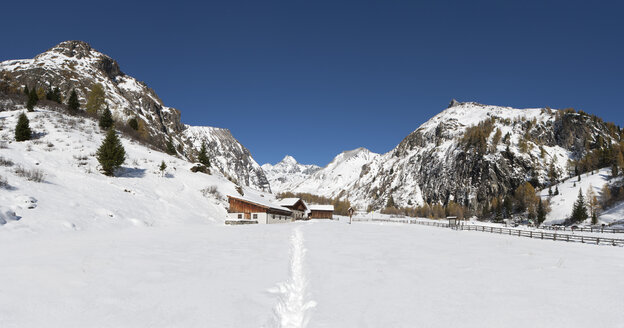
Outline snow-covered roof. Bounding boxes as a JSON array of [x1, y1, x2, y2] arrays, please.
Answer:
[[278, 198, 301, 207], [309, 204, 334, 211], [227, 194, 292, 213]]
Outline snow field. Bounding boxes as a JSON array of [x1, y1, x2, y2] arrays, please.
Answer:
[[1, 220, 622, 327]]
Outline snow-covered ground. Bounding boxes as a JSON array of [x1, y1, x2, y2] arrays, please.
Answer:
[[0, 108, 273, 232], [539, 168, 620, 225], [1, 220, 623, 327]]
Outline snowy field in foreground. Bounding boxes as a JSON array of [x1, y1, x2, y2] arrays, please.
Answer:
[[0, 220, 623, 328]]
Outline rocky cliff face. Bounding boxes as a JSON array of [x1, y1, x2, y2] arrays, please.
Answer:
[[183, 126, 271, 192], [0, 41, 269, 190], [271, 102, 619, 210]]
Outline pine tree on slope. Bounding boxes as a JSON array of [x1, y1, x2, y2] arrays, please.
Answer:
[[26, 88, 38, 112], [67, 90, 80, 115], [96, 129, 126, 176], [15, 113, 32, 142], [197, 142, 210, 167], [536, 199, 546, 226], [570, 189, 588, 224], [99, 107, 114, 130]]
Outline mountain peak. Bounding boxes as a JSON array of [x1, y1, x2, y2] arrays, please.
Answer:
[[448, 99, 461, 108], [43, 40, 95, 59], [281, 155, 298, 165]]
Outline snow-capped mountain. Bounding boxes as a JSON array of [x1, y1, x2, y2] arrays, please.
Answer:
[[272, 101, 620, 211], [0, 40, 269, 190], [264, 148, 380, 198], [183, 126, 270, 191], [261, 155, 321, 192], [0, 108, 265, 231]]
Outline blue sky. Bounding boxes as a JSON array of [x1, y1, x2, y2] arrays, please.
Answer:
[[2, 0, 623, 165]]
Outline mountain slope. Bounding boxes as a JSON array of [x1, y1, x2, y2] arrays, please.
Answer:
[[0, 40, 269, 191], [272, 101, 621, 212], [0, 107, 279, 231]]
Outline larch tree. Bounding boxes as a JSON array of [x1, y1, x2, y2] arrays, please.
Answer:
[[86, 83, 105, 116], [586, 185, 599, 225]]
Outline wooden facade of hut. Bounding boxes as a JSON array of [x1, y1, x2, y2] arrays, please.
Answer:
[[278, 198, 308, 220], [227, 195, 292, 224], [308, 204, 334, 219]]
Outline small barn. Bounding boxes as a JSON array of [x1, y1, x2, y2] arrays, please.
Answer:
[[227, 195, 293, 224], [278, 198, 308, 220], [308, 204, 334, 219]]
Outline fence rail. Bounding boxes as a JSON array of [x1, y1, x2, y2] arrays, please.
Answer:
[[541, 225, 624, 234], [352, 218, 624, 247]]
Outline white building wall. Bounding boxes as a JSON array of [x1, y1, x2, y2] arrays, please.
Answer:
[[228, 212, 293, 224], [267, 213, 294, 224]]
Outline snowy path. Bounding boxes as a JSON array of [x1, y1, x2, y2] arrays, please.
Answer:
[[269, 226, 316, 328]]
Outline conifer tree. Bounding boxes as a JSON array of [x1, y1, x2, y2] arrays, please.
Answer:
[[494, 205, 503, 223], [166, 136, 176, 155], [26, 88, 38, 112], [96, 129, 126, 176], [197, 142, 210, 167], [14, 113, 32, 142], [23, 85, 29, 95], [554, 186, 559, 195], [159, 160, 167, 177], [67, 90, 80, 115], [98, 107, 114, 130], [503, 196, 513, 218], [570, 189, 588, 224], [128, 117, 138, 131], [536, 199, 546, 226]]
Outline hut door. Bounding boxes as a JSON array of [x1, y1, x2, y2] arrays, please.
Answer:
[[245, 213, 251, 220]]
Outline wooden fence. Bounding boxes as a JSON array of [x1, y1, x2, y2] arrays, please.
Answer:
[[352, 218, 624, 247], [541, 225, 624, 234]]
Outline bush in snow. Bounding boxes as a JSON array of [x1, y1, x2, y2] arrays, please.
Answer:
[[14, 165, 45, 182], [201, 186, 223, 200], [190, 164, 210, 174], [14, 113, 32, 141], [96, 129, 126, 176], [0, 156, 14, 167]]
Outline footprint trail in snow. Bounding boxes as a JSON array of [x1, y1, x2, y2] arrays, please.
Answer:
[[269, 226, 316, 328]]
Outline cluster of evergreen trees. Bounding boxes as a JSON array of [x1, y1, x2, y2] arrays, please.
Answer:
[[16, 82, 212, 178]]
